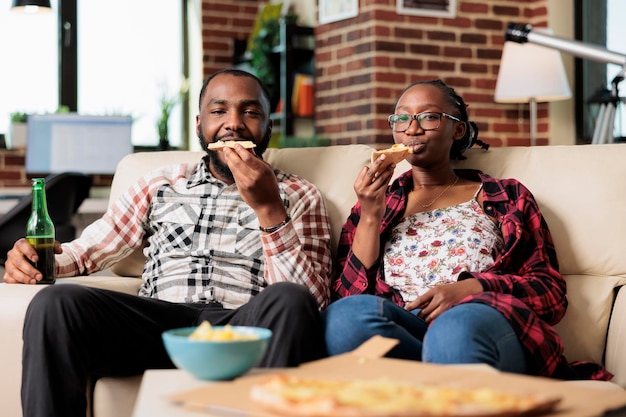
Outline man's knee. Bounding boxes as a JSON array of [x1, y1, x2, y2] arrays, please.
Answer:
[[27, 284, 90, 316], [260, 282, 317, 311]]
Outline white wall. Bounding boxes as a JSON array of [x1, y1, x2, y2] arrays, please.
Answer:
[[272, 0, 317, 26]]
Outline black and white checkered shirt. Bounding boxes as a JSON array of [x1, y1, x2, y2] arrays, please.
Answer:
[[59, 158, 332, 309]]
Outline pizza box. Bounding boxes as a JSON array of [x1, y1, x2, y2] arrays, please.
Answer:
[[168, 336, 626, 416]]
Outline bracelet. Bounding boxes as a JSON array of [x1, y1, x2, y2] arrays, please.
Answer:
[[259, 215, 291, 233]]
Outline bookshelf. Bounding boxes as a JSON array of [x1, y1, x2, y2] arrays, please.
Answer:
[[233, 22, 316, 145], [272, 22, 315, 138]]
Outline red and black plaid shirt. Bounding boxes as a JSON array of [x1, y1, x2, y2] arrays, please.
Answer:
[[332, 169, 612, 381]]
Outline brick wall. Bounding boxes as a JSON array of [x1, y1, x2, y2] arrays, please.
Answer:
[[0, 149, 112, 189], [200, 0, 260, 77], [314, 0, 550, 147], [0, 150, 27, 188], [200, 0, 551, 148]]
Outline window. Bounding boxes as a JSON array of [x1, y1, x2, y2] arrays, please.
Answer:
[[606, 0, 625, 140], [77, 1, 185, 148], [1, 1, 189, 149], [0, 1, 58, 136], [576, 0, 626, 143]]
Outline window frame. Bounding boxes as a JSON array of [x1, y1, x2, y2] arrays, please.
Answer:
[[57, 0, 190, 149]]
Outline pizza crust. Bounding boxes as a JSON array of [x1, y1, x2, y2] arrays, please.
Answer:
[[249, 374, 561, 417], [207, 140, 257, 150], [371, 144, 412, 170]]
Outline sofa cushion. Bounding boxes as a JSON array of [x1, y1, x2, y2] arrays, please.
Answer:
[[553, 274, 624, 364], [606, 286, 626, 387]]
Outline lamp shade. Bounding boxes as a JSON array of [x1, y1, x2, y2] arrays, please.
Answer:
[[494, 29, 572, 103], [11, 0, 52, 12]]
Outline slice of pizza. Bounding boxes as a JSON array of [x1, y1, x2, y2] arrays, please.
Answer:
[[371, 144, 412, 170], [207, 140, 257, 151], [249, 374, 561, 417]]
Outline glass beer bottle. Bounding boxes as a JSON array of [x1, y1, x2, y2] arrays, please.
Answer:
[[26, 178, 56, 284]]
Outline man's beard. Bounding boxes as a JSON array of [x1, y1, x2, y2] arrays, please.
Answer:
[[198, 129, 271, 183]]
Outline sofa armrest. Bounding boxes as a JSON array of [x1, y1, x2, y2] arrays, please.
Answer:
[[606, 285, 626, 388], [0, 277, 142, 417]]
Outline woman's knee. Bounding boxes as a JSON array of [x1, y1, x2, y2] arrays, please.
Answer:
[[325, 294, 381, 313], [322, 295, 387, 355], [429, 304, 499, 339], [423, 303, 526, 372]]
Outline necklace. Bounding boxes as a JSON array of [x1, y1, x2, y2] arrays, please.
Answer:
[[413, 176, 459, 208]]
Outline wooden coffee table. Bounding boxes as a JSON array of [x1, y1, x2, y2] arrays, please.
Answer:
[[132, 368, 270, 417], [132, 369, 210, 417]]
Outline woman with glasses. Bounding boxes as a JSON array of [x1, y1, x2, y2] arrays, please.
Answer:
[[321, 79, 610, 381]]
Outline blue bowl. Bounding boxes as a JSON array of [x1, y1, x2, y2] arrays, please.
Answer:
[[161, 326, 272, 381]]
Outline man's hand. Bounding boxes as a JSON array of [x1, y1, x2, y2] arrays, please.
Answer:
[[405, 278, 483, 323], [3, 238, 62, 284], [221, 144, 287, 227]]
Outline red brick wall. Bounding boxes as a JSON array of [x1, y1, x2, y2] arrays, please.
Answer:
[[200, 0, 551, 148], [314, 0, 550, 147], [200, 0, 260, 77], [0, 150, 27, 188], [0, 149, 112, 189]]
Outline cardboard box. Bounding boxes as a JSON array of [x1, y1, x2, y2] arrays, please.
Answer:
[[169, 336, 626, 416]]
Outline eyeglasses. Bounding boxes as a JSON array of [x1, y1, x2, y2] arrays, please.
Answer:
[[387, 112, 462, 132]]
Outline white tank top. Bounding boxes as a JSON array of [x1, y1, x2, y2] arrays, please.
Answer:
[[383, 185, 503, 302]]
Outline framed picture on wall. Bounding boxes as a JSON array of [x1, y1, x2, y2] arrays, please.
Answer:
[[397, 0, 457, 18], [319, 0, 358, 24]]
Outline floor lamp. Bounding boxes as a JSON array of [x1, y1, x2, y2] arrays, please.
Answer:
[[494, 28, 572, 146], [504, 22, 626, 145]]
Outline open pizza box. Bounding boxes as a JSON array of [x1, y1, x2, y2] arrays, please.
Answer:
[[168, 336, 626, 416]]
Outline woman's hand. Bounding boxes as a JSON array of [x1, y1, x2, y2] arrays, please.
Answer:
[[354, 155, 396, 221], [405, 278, 483, 323], [349, 155, 397, 268]]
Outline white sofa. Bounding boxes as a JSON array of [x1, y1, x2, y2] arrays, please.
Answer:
[[1, 144, 625, 417]]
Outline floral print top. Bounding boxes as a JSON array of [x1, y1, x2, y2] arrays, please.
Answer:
[[383, 185, 503, 302]]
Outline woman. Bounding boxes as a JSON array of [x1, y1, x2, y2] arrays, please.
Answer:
[[322, 79, 610, 381]]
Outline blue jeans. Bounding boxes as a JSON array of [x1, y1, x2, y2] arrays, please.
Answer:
[[322, 295, 528, 373]]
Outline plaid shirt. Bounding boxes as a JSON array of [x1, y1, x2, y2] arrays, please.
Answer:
[[333, 169, 611, 381], [57, 158, 332, 309]]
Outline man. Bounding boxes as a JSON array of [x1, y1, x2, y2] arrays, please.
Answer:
[[4, 68, 332, 417]]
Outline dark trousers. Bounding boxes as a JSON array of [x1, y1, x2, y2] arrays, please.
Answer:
[[21, 282, 326, 417]]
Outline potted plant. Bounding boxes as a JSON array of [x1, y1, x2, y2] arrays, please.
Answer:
[[8, 112, 28, 150], [156, 77, 189, 150]]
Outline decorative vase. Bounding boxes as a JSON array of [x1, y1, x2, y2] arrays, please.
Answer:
[[8, 122, 27, 149]]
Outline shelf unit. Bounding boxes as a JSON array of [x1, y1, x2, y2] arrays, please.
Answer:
[[232, 22, 315, 143], [271, 22, 315, 137]]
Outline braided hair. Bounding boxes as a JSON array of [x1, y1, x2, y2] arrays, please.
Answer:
[[399, 79, 490, 160]]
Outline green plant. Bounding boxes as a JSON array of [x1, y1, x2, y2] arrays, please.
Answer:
[[249, 17, 280, 97], [10, 112, 28, 123], [156, 77, 189, 143], [248, 8, 299, 99], [10, 107, 69, 124]]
